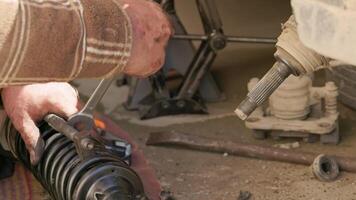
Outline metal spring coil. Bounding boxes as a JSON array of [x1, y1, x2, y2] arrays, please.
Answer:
[[4, 119, 146, 200]]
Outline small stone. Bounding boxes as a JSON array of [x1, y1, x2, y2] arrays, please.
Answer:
[[237, 191, 252, 200], [160, 190, 176, 200], [176, 177, 184, 182], [274, 142, 300, 149], [160, 180, 170, 188], [223, 152, 229, 157], [245, 180, 250, 184], [291, 142, 300, 148]]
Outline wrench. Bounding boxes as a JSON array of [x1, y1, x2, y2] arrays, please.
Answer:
[[68, 77, 115, 130]]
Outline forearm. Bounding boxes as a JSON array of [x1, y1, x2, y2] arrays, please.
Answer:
[[0, 0, 170, 87]]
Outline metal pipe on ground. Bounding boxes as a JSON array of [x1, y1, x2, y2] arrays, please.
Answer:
[[146, 131, 356, 173]]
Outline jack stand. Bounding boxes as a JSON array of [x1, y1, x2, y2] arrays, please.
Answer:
[[122, 0, 276, 119]]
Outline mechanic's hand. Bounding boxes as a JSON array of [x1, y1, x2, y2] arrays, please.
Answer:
[[1, 82, 79, 165], [120, 0, 173, 77]]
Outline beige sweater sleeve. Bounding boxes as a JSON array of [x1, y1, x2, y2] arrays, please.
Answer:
[[0, 0, 132, 87]]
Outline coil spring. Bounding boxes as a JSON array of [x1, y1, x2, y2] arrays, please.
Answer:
[[4, 119, 146, 200]]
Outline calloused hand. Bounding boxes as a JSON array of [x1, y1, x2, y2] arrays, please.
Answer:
[[1, 82, 79, 164], [120, 0, 173, 77]]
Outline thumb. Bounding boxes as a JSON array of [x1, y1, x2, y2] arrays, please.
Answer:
[[13, 114, 45, 165]]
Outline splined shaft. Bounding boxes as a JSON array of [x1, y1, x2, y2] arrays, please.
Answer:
[[235, 61, 293, 120]]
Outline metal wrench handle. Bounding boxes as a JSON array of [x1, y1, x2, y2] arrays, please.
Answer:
[[81, 78, 115, 115], [68, 77, 115, 130]]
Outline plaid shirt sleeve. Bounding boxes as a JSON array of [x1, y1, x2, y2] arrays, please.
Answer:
[[0, 0, 132, 87]]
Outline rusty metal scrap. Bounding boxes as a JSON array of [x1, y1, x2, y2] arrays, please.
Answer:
[[146, 131, 356, 173]]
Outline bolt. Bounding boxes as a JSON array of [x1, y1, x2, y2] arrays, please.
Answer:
[[324, 82, 338, 115], [212, 37, 226, 50], [86, 142, 94, 150], [81, 139, 94, 150]]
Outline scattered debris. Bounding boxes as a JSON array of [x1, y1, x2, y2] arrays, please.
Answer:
[[237, 190, 252, 200], [175, 177, 185, 182], [273, 142, 300, 149], [160, 190, 176, 200]]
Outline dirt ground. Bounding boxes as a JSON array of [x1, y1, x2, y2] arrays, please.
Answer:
[[75, 1, 356, 200]]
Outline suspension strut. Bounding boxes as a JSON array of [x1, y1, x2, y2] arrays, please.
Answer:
[[0, 114, 147, 200]]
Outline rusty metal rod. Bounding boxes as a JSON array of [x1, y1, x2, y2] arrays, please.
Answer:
[[146, 131, 356, 173], [172, 34, 277, 44]]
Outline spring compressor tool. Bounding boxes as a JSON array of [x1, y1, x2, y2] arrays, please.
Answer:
[[50, 77, 132, 162]]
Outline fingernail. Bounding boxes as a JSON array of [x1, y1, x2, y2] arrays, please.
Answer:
[[30, 138, 45, 165], [30, 150, 38, 165]]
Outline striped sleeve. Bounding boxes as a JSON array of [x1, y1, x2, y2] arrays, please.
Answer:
[[0, 0, 132, 87]]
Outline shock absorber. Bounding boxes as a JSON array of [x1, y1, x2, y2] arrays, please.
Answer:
[[1, 114, 146, 200]]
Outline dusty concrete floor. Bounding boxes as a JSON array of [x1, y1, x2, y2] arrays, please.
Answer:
[[75, 1, 356, 200]]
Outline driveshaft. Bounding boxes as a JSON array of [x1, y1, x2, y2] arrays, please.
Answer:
[[235, 61, 293, 120]]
